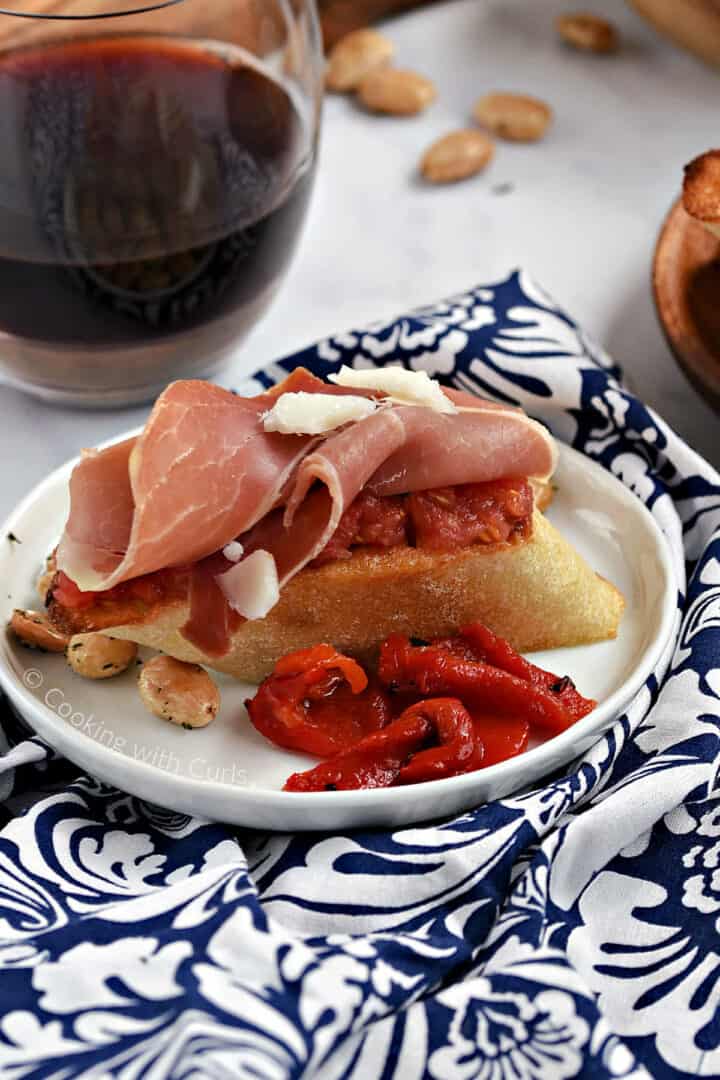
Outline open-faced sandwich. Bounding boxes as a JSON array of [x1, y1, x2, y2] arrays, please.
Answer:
[[43, 366, 624, 682]]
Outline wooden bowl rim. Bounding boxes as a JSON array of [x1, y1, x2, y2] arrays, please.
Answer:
[[652, 195, 720, 412]]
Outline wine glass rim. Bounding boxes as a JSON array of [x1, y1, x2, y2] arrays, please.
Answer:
[[0, 0, 186, 19]]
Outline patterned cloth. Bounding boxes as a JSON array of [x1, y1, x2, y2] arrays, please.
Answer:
[[1, 271, 720, 1079]]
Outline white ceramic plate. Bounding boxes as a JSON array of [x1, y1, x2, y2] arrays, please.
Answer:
[[0, 438, 676, 830]]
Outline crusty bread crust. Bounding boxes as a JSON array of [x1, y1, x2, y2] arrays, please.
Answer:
[[100, 511, 624, 683]]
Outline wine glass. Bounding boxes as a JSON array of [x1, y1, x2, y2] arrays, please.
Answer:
[[0, 0, 323, 405]]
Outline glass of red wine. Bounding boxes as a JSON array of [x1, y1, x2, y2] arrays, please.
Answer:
[[0, 0, 323, 405]]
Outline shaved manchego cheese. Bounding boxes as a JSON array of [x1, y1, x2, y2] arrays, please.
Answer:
[[216, 550, 280, 620], [263, 392, 377, 435], [328, 366, 457, 414]]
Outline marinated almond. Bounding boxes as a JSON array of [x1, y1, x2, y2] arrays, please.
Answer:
[[326, 29, 394, 92], [10, 609, 69, 653], [67, 633, 137, 680], [358, 68, 436, 116], [421, 130, 495, 184], [138, 655, 220, 729], [473, 92, 552, 142], [557, 13, 619, 53]]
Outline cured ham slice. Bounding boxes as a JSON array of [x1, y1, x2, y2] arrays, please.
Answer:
[[58, 437, 138, 583], [241, 409, 408, 582], [57, 380, 314, 592], [54, 368, 559, 656], [241, 401, 554, 583], [368, 405, 557, 496]]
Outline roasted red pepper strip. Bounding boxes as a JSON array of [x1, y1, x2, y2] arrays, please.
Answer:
[[379, 635, 578, 736], [284, 697, 482, 792], [459, 623, 596, 722], [397, 699, 483, 785], [284, 709, 432, 792], [246, 645, 391, 758], [272, 643, 368, 693], [473, 715, 530, 767], [385, 700, 529, 770]]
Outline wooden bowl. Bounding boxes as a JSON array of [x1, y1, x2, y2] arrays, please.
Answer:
[[628, 0, 720, 66], [653, 197, 720, 411]]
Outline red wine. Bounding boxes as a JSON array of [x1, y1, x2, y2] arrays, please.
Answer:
[[0, 36, 314, 347]]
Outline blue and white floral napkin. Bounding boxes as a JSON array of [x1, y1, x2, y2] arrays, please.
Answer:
[[2, 270, 720, 1079]]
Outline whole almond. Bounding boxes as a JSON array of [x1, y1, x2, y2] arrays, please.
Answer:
[[358, 68, 436, 116], [421, 130, 495, 184], [10, 609, 69, 653], [557, 13, 619, 53], [326, 29, 394, 92], [473, 92, 552, 142]]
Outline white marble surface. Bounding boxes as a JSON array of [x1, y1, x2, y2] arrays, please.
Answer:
[[0, 0, 718, 520]]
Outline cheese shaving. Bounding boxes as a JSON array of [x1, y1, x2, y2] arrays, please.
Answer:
[[222, 541, 244, 563], [328, 366, 457, 414], [262, 392, 377, 435], [216, 550, 280, 620]]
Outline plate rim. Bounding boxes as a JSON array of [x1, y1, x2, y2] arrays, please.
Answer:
[[0, 431, 678, 814]]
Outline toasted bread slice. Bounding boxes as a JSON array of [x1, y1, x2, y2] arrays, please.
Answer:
[[93, 511, 624, 683]]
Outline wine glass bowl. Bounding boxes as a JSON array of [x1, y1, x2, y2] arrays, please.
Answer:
[[0, 0, 323, 405]]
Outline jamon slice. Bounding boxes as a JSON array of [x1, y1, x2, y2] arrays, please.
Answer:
[[56, 372, 557, 603], [228, 398, 556, 593], [57, 380, 315, 592]]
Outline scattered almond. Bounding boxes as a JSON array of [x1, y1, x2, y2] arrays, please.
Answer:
[[10, 609, 68, 653], [358, 68, 436, 116], [557, 13, 619, 53], [326, 28, 394, 92], [421, 130, 495, 184], [473, 92, 552, 143]]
